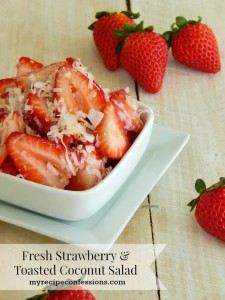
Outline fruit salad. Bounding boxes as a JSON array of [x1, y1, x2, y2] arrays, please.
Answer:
[[0, 57, 143, 191]]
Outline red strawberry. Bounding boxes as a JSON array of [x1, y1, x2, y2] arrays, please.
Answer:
[[0, 110, 25, 166], [0, 78, 17, 94], [66, 145, 106, 191], [16, 56, 43, 76], [54, 59, 106, 114], [26, 93, 55, 134], [1, 156, 19, 176], [115, 22, 169, 93], [26, 286, 96, 300], [188, 178, 225, 242], [0, 145, 7, 167], [15, 61, 66, 91], [109, 89, 143, 132], [0, 111, 25, 144], [95, 102, 130, 159], [0, 62, 65, 95], [6, 132, 79, 188], [170, 16, 221, 73], [89, 11, 139, 70]]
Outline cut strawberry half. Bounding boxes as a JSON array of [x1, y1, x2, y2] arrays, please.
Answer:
[[54, 61, 106, 114], [0, 145, 7, 167], [109, 89, 143, 132], [16, 56, 43, 76], [26, 93, 55, 134], [6, 132, 80, 188], [66, 145, 106, 191], [0, 111, 25, 144], [95, 102, 130, 159], [0, 62, 65, 96], [0, 78, 17, 94], [1, 156, 19, 176], [15, 61, 66, 91]]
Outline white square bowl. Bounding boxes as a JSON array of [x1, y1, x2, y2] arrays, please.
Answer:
[[0, 101, 154, 221]]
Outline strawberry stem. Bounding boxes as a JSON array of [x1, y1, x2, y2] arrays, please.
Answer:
[[88, 10, 140, 31], [162, 16, 202, 47], [171, 16, 202, 32], [114, 21, 154, 39], [120, 11, 140, 19], [187, 177, 225, 211], [26, 293, 47, 300], [114, 21, 154, 54]]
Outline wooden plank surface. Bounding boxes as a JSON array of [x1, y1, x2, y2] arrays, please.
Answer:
[[131, 0, 225, 299], [0, 0, 225, 299]]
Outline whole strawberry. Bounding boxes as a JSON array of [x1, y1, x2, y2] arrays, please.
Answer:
[[26, 285, 96, 300], [114, 21, 169, 93], [88, 11, 139, 70], [170, 16, 221, 73], [188, 178, 225, 242]]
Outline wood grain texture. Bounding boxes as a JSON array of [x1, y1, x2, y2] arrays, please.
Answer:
[[0, 0, 225, 299], [131, 0, 225, 299]]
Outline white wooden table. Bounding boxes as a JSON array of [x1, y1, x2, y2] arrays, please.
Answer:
[[0, 0, 224, 299]]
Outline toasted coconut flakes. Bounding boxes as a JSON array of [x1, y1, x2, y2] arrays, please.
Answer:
[[46, 162, 59, 176], [86, 72, 94, 89], [34, 81, 46, 89], [33, 116, 42, 128], [90, 91, 97, 98], [87, 109, 104, 128], [65, 71, 71, 79], [86, 165, 102, 182], [70, 150, 80, 166], [125, 86, 130, 94], [53, 87, 63, 93], [103, 88, 110, 101], [126, 97, 138, 111], [29, 74, 36, 82], [24, 104, 33, 111], [85, 145, 95, 153], [95, 134, 100, 147]]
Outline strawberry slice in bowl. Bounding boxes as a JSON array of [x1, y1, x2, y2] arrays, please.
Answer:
[[25, 93, 55, 134], [16, 56, 43, 76], [95, 101, 130, 159], [54, 58, 106, 114], [0, 57, 154, 221]]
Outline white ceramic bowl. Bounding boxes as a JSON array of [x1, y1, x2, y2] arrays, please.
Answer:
[[0, 101, 154, 221]]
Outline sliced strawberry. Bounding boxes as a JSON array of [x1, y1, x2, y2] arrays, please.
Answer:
[[54, 61, 106, 114], [0, 145, 7, 167], [0, 78, 17, 94], [0, 62, 65, 96], [16, 57, 43, 76], [6, 132, 80, 188], [95, 102, 130, 159], [26, 93, 55, 134], [6, 132, 78, 176], [15, 61, 66, 91], [0, 108, 6, 116], [109, 89, 143, 132], [1, 156, 19, 176], [0, 111, 25, 144], [66, 145, 106, 191]]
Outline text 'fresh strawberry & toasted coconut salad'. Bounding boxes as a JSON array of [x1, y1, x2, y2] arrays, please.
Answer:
[[0, 57, 145, 191]]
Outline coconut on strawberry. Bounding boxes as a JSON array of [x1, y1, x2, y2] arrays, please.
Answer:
[[0, 56, 144, 191]]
